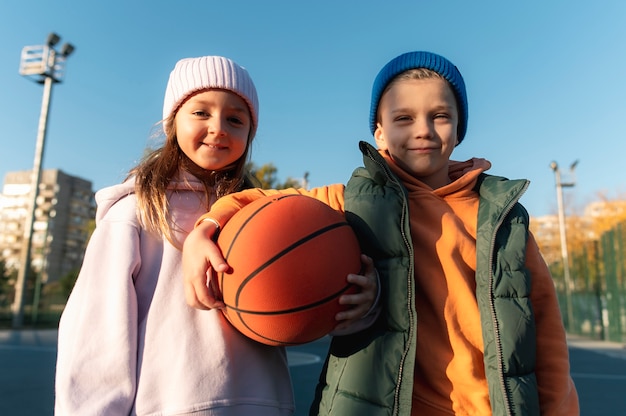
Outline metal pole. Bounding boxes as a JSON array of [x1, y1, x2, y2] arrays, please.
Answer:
[[32, 213, 52, 324], [11, 68, 55, 328], [551, 162, 575, 330]]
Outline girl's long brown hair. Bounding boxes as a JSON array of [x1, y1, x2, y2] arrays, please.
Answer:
[[127, 111, 256, 248]]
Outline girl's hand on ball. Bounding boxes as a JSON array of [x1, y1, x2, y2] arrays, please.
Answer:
[[182, 219, 228, 310], [334, 255, 379, 331]]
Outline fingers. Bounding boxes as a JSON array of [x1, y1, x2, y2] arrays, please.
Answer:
[[184, 268, 226, 310], [183, 275, 209, 310], [361, 254, 376, 277], [182, 220, 229, 309], [335, 254, 378, 321], [203, 242, 230, 273], [182, 245, 213, 308]]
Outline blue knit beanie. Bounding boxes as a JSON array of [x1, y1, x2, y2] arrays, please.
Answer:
[[369, 51, 468, 144]]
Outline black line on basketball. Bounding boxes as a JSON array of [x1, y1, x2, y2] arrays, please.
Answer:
[[232, 221, 352, 307], [218, 194, 303, 292], [225, 282, 355, 315], [231, 282, 356, 346]]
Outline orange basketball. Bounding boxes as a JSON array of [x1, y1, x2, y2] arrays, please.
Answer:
[[215, 194, 361, 346]]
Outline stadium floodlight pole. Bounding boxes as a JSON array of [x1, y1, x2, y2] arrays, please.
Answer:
[[12, 33, 75, 328], [550, 160, 578, 330]]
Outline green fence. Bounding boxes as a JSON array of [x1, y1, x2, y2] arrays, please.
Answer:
[[555, 222, 626, 342], [0, 277, 67, 329]]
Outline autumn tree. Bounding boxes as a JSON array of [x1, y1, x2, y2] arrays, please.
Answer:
[[533, 195, 626, 292], [587, 192, 626, 236], [246, 162, 304, 189]]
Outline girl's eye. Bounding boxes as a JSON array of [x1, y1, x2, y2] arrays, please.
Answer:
[[192, 110, 209, 117], [228, 116, 244, 125]]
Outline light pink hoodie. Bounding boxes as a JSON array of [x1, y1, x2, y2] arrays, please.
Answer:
[[55, 174, 294, 416]]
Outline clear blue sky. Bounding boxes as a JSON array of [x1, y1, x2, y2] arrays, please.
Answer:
[[1, 0, 625, 217]]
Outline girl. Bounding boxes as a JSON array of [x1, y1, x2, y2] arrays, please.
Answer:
[[55, 56, 376, 415]]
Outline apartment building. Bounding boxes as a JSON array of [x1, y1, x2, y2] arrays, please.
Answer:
[[0, 169, 95, 284]]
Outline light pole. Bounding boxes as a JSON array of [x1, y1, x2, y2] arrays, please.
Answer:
[[302, 172, 310, 190], [550, 160, 578, 330], [12, 33, 75, 328]]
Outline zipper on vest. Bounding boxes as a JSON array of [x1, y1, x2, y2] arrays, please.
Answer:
[[487, 180, 529, 416], [363, 144, 414, 416]]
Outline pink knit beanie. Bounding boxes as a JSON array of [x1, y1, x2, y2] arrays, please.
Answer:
[[162, 56, 259, 136]]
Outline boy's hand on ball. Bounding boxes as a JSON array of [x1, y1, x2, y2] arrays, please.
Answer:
[[183, 219, 228, 310], [334, 254, 378, 329]]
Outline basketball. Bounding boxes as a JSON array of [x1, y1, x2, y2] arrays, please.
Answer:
[[215, 193, 361, 346]]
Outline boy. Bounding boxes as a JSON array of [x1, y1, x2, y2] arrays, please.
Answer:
[[182, 51, 579, 415]]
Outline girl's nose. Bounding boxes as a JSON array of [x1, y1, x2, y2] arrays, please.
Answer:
[[207, 116, 227, 136]]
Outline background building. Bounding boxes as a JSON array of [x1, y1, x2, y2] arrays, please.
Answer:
[[0, 169, 94, 284]]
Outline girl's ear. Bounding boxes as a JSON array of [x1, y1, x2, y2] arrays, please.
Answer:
[[374, 123, 387, 150]]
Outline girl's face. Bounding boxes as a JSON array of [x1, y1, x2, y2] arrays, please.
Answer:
[[174, 89, 251, 171], [374, 77, 458, 189]]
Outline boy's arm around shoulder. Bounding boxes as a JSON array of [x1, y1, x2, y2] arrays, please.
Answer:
[[194, 184, 346, 228], [526, 232, 580, 414]]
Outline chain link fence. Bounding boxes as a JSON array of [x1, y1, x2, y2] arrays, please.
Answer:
[[554, 222, 625, 342]]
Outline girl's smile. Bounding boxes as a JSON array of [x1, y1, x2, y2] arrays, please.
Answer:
[[175, 89, 251, 172]]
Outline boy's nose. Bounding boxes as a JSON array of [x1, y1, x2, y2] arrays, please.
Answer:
[[412, 118, 433, 138]]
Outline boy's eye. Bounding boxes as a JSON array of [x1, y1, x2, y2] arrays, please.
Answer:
[[394, 115, 412, 122]]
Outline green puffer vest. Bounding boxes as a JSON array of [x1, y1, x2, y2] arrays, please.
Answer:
[[310, 141, 540, 416]]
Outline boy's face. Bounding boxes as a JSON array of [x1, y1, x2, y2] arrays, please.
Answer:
[[374, 77, 459, 189]]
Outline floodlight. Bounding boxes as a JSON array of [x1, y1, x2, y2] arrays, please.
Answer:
[[46, 32, 61, 47], [60, 43, 75, 57]]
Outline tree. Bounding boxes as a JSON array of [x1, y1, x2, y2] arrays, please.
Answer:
[[246, 162, 304, 189], [0, 259, 13, 307], [588, 194, 626, 236], [58, 269, 79, 300], [42, 268, 79, 304], [0, 259, 6, 281]]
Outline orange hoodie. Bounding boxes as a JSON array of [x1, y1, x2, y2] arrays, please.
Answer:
[[383, 152, 578, 415]]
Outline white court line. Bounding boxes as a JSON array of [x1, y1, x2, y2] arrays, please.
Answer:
[[287, 351, 321, 367]]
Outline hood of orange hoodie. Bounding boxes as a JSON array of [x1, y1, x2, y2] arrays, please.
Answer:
[[377, 148, 492, 193]]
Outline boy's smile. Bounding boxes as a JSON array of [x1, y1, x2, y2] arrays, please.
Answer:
[[374, 77, 459, 189]]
